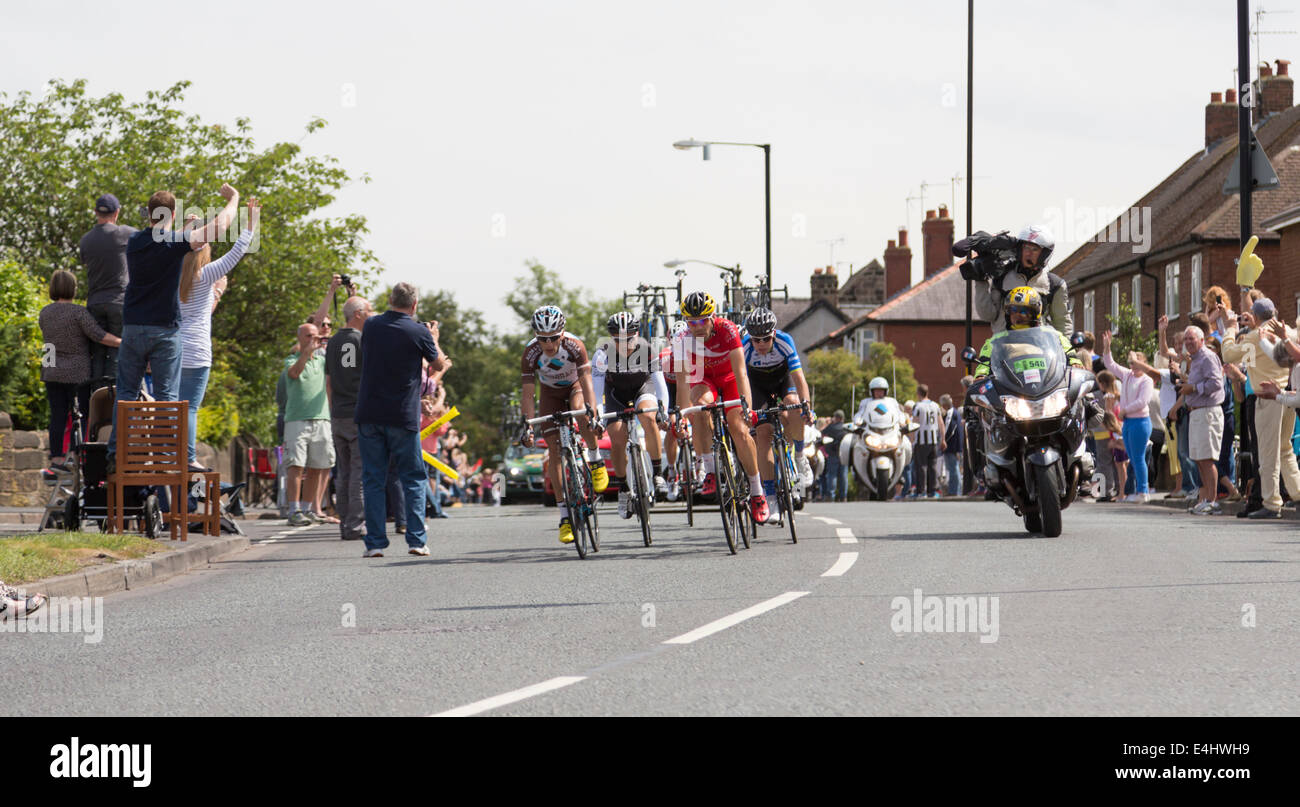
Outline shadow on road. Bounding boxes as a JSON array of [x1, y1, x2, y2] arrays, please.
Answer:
[[873, 531, 1049, 541]]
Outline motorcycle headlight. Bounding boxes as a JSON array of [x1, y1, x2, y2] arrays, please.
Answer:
[[865, 433, 900, 452], [509, 467, 521, 476], [1001, 390, 1068, 420]]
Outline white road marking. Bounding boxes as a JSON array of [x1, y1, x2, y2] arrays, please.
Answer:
[[836, 527, 858, 544], [431, 676, 588, 717], [821, 551, 859, 577], [663, 591, 810, 645], [814, 516, 843, 525]]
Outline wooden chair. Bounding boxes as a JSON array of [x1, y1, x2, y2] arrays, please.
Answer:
[[107, 400, 189, 540], [191, 471, 222, 537]]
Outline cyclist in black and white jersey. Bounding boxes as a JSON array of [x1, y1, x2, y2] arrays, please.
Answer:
[[593, 311, 670, 518]]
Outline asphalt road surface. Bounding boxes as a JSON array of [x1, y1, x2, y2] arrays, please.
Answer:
[[5, 499, 1297, 716]]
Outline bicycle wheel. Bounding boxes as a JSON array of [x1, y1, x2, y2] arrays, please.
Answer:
[[629, 443, 653, 547], [715, 440, 739, 554], [733, 446, 753, 550], [680, 437, 695, 527], [775, 437, 798, 544], [564, 448, 589, 559], [581, 456, 601, 552]]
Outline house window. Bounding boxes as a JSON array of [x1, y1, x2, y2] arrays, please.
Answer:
[[1190, 253, 1202, 310], [1131, 274, 1141, 316], [1110, 281, 1120, 332], [1083, 290, 1095, 334], [1165, 262, 1180, 318]]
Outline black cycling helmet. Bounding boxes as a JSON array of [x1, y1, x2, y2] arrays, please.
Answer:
[[681, 292, 716, 318], [745, 306, 777, 337], [606, 311, 640, 336]]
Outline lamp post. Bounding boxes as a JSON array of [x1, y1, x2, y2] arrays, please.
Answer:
[[672, 138, 772, 304]]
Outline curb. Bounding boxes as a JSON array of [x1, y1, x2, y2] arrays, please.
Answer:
[[33, 533, 252, 599], [1140, 494, 1299, 520]]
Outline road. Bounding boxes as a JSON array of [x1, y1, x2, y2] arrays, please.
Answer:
[[4, 499, 1298, 716]]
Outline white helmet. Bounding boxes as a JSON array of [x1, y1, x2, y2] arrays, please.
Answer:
[[869, 376, 889, 393], [531, 305, 566, 335], [1016, 224, 1055, 271], [670, 320, 689, 338]]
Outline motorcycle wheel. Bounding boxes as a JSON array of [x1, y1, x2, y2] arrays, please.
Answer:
[[1023, 512, 1042, 533], [875, 469, 891, 502], [1034, 464, 1063, 538]]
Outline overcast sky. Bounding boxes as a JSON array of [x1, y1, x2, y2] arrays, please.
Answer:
[[4, 0, 1291, 328]]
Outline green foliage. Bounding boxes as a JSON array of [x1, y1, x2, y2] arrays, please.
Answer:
[[860, 341, 918, 404], [804, 342, 918, 418], [195, 354, 240, 448], [1107, 301, 1157, 363], [0, 79, 377, 444], [503, 260, 622, 346], [0, 261, 48, 431]]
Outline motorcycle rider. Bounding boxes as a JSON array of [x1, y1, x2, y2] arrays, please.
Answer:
[[963, 224, 1073, 337], [853, 377, 905, 426]]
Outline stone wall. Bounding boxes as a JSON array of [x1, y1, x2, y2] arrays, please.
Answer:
[[0, 411, 50, 507]]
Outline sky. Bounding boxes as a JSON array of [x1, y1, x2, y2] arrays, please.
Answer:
[[3, 0, 1294, 329]]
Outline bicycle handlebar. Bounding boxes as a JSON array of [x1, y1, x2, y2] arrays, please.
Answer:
[[525, 408, 589, 427], [678, 398, 744, 416]]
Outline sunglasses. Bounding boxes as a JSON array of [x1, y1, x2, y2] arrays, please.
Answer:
[[536, 334, 562, 343], [751, 334, 774, 343], [686, 318, 710, 326]]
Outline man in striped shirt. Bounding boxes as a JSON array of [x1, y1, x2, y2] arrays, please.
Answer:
[[910, 384, 945, 499]]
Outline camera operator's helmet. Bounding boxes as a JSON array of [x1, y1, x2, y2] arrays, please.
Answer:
[[1016, 225, 1055, 271], [681, 292, 716, 318], [869, 376, 889, 393], [1004, 286, 1043, 330], [744, 307, 777, 337], [606, 311, 640, 336], [531, 305, 566, 335]]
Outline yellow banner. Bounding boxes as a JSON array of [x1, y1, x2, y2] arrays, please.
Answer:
[[422, 450, 460, 481], [420, 406, 460, 439]]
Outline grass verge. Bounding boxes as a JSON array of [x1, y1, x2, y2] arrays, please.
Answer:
[[0, 532, 167, 585]]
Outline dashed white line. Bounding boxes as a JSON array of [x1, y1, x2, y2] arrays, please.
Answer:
[[821, 551, 859, 577], [663, 591, 810, 645], [431, 676, 588, 717], [814, 516, 843, 525], [835, 527, 858, 544]]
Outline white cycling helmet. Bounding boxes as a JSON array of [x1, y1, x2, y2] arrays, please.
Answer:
[[1016, 224, 1055, 271], [869, 376, 889, 393], [531, 305, 566, 335], [670, 320, 689, 338]]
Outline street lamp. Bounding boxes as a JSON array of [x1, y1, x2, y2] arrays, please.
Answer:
[[672, 137, 772, 303]]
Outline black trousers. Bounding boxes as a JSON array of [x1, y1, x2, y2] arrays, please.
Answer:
[[1240, 395, 1262, 510], [45, 381, 89, 458], [88, 301, 123, 383]]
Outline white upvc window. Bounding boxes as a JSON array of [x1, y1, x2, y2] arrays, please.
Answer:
[[1110, 281, 1120, 332], [1166, 262, 1180, 318], [1131, 274, 1141, 316], [1190, 253, 1202, 310], [1083, 290, 1095, 334]]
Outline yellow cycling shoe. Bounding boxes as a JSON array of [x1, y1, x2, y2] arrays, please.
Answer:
[[588, 461, 609, 494], [558, 517, 575, 544]]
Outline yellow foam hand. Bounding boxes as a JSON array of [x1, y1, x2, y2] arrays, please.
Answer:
[[1237, 235, 1264, 288]]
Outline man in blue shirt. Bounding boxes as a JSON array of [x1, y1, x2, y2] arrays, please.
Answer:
[[107, 184, 240, 467], [355, 283, 447, 557]]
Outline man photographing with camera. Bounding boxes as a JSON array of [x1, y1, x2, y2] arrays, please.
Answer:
[[955, 224, 1073, 337]]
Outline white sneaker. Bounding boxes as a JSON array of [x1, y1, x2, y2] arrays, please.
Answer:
[[666, 481, 680, 502], [618, 490, 631, 519], [1190, 501, 1213, 515], [766, 494, 779, 522], [1135, 493, 1149, 503], [796, 454, 814, 487], [408, 546, 429, 556], [363, 548, 384, 557], [653, 475, 667, 498]]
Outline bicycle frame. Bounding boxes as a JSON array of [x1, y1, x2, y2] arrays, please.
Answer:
[[526, 408, 600, 557]]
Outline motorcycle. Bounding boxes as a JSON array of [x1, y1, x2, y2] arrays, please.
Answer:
[[841, 401, 915, 501], [962, 328, 1096, 537], [802, 424, 824, 500]]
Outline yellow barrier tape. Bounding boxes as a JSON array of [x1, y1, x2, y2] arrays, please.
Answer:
[[422, 450, 460, 481]]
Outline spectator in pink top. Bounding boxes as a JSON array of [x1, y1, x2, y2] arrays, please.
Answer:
[[1099, 330, 1155, 502]]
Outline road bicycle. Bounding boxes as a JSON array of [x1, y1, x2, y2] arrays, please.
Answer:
[[679, 398, 755, 554], [669, 407, 697, 526], [600, 405, 661, 547], [752, 401, 808, 545], [525, 408, 601, 558]]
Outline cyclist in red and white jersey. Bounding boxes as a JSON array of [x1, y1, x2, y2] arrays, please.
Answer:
[[673, 292, 768, 523], [519, 305, 609, 544]]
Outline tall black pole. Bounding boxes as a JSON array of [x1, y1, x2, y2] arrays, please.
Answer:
[[1238, 0, 1252, 251], [964, 0, 974, 355], [764, 144, 772, 307]]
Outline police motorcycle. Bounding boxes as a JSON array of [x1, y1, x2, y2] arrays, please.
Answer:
[[962, 288, 1097, 537], [842, 393, 915, 501]]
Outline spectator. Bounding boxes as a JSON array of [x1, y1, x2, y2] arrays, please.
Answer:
[[1202, 285, 1234, 340], [1104, 410, 1128, 498], [1158, 316, 1201, 501], [0, 580, 45, 621], [79, 194, 137, 382], [107, 184, 240, 471], [178, 198, 258, 471], [355, 283, 446, 558], [284, 323, 336, 526], [1180, 326, 1225, 515], [1221, 298, 1299, 519], [910, 384, 943, 499], [325, 295, 373, 541], [1129, 335, 1185, 497], [896, 399, 916, 499], [820, 409, 849, 502], [1099, 330, 1154, 502], [38, 270, 122, 467], [939, 394, 963, 496]]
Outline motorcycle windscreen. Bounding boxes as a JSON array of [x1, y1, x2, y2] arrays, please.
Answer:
[[989, 328, 1066, 398]]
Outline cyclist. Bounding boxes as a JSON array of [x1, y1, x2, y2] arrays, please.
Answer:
[[742, 307, 815, 515], [519, 305, 609, 544], [661, 320, 687, 500], [593, 311, 670, 519], [673, 291, 769, 523]]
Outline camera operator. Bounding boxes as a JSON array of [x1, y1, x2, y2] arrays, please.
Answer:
[[955, 224, 1073, 337]]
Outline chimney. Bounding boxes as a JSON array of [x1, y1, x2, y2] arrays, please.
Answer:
[[1205, 90, 1236, 148], [1260, 58, 1294, 118], [921, 205, 955, 277], [883, 228, 912, 300], [810, 265, 839, 308]]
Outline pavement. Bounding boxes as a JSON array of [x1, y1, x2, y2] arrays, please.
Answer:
[[2, 498, 1296, 716]]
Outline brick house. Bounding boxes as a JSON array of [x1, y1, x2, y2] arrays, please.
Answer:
[[1058, 60, 1300, 332], [770, 260, 885, 350], [806, 206, 992, 402]]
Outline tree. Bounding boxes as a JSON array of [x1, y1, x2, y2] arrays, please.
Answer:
[[503, 260, 622, 346], [0, 79, 377, 445], [860, 341, 918, 404], [1106, 301, 1157, 363], [802, 348, 868, 419], [0, 261, 46, 430]]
